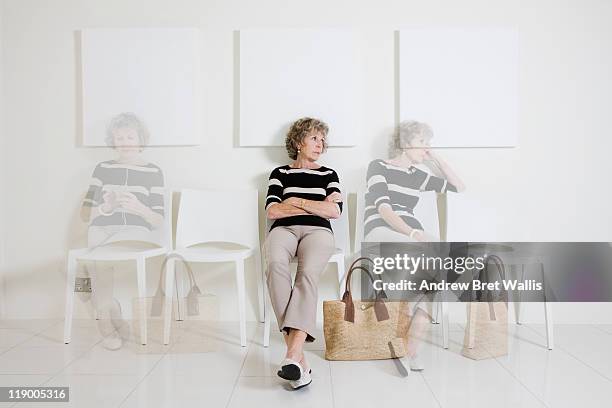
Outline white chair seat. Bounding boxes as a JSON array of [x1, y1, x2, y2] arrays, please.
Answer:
[[171, 246, 255, 263]]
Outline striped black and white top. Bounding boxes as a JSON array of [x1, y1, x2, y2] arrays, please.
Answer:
[[364, 159, 456, 236], [265, 165, 342, 232], [82, 160, 165, 230]]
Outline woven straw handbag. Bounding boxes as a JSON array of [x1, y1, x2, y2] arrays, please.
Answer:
[[323, 257, 411, 361], [462, 254, 508, 360]]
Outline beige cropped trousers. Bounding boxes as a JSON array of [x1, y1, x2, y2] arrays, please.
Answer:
[[264, 225, 335, 342]]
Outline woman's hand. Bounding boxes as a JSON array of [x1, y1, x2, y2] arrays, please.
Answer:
[[424, 149, 466, 193], [424, 149, 440, 164], [410, 229, 439, 242], [282, 197, 302, 207], [325, 192, 342, 203], [100, 191, 119, 213], [410, 229, 426, 242], [116, 192, 149, 216]]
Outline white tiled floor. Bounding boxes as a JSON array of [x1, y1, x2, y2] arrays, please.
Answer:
[[0, 320, 611, 408]]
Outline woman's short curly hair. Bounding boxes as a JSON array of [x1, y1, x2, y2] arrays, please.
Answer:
[[388, 120, 433, 158], [285, 117, 329, 160], [105, 112, 150, 148]]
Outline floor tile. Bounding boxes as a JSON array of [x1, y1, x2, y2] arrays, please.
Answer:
[[20, 324, 102, 349], [417, 327, 546, 408], [0, 346, 90, 375], [227, 376, 334, 408], [331, 359, 440, 407], [61, 345, 164, 376], [527, 324, 612, 380], [0, 375, 52, 408], [495, 325, 612, 408], [12, 374, 142, 408], [0, 320, 60, 332], [119, 373, 234, 408], [154, 344, 248, 380], [0, 330, 35, 350]]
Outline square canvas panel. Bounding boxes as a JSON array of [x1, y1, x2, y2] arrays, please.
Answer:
[[399, 28, 518, 147], [239, 29, 364, 146], [81, 28, 200, 146]]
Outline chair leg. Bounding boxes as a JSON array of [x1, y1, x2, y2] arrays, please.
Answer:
[[335, 257, 346, 299], [466, 302, 477, 349], [163, 257, 175, 345], [263, 278, 271, 348], [235, 260, 247, 347], [64, 253, 78, 344], [515, 264, 525, 324], [89, 262, 99, 320], [441, 300, 449, 349], [431, 300, 440, 324], [542, 261, 554, 350], [544, 301, 554, 350], [254, 250, 265, 323], [136, 257, 147, 345], [175, 261, 184, 321]]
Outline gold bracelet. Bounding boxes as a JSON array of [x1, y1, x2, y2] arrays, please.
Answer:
[[301, 198, 306, 209]]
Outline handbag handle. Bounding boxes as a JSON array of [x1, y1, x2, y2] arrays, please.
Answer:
[[483, 254, 506, 302], [474, 254, 506, 302], [343, 257, 388, 297], [157, 254, 198, 291], [341, 259, 389, 323], [153, 254, 200, 299]]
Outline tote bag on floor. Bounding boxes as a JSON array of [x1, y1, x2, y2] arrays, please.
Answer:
[[323, 257, 410, 361]]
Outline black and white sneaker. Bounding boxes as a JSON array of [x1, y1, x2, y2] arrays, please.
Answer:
[[290, 369, 312, 390], [277, 358, 303, 381]]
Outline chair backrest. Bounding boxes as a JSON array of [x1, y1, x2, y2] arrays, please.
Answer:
[[87, 189, 173, 249], [354, 189, 366, 252], [413, 190, 440, 240], [176, 189, 260, 250], [330, 194, 350, 253]]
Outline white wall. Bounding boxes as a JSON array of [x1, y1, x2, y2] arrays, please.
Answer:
[[1, 0, 611, 323], [0, 1, 6, 318]]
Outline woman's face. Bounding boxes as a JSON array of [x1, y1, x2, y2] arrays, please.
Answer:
[[298, 131, 325, 161], [404, 135, 431, 164], [112, 127, 141, 157]]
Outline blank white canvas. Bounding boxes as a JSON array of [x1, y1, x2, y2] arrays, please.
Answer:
[[81, 28, 200, 146], [399, 28, 518, 147], [239, 29, 364, 146]]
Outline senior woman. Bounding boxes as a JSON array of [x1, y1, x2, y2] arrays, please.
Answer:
[[80, 112, 165, 350], [363, 120, 465, 371], [264, 117, 342, 390]]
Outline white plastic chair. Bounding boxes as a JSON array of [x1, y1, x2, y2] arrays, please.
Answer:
[[64, 190, 172, 345], [446, 192, 554, 350], [262, 194, 350, 347], [162, 189, 264, 347], [354, 189, 450, 349]]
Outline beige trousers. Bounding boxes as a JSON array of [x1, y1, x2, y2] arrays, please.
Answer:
[[264, 225, 335, 342]]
